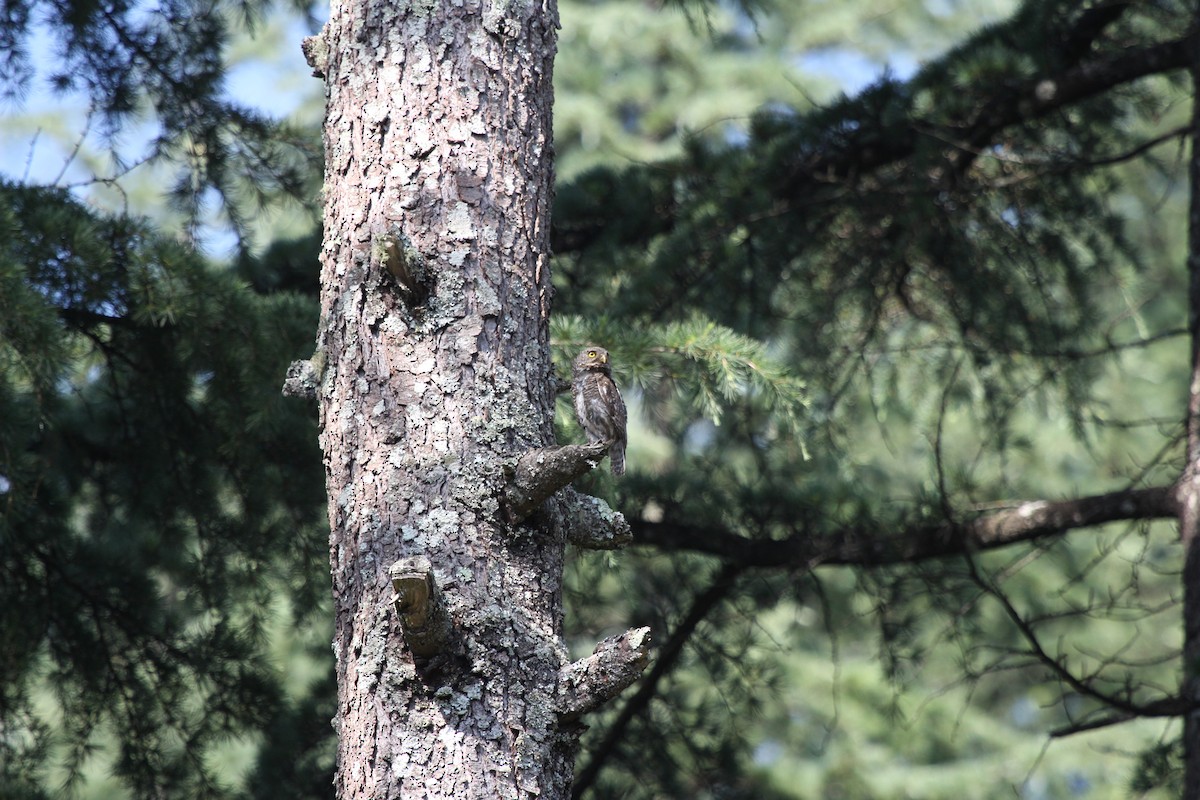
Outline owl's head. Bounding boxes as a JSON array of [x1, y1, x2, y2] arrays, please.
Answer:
[[573, 346, 611, 374]]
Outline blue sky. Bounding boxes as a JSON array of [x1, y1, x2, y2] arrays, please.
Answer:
[[0, 1, 987, 257], [0, 9, 321, 255]]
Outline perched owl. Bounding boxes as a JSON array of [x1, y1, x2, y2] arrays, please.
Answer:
[[572, 346, 627, 476]]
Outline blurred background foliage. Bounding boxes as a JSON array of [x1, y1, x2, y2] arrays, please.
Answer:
[[1, 0, 1194, 797]]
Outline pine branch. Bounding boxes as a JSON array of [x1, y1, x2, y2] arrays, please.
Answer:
[[551, 24, 1197, 258], [554, 314, 808, 433], [632, 485, 1178, 568], [775, 27, 1198, 204]]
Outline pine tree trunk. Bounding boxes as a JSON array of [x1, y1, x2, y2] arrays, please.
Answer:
[[309, 2, 571, 796]]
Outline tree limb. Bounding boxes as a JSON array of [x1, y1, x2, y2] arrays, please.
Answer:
[[504, 442, 609, 524], [282, 357, 320, 399], [562, 488, 631, 550], [632, 485, 1178, 568], [389, 557, 450, 660], [1049, 696, 1191, 738], [556, 627, 652, 725]]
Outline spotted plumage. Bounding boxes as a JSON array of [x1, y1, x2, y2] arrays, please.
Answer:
[[571, 346, 627, 476]]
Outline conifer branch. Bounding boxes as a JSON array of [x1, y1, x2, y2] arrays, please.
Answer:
[[503, 442, 609, 524], [556, 627, 651, 724], [551, 27, 1198, 257], [783, 32, 1197, 201], [632, 486, 1178, 568], [554, 314, 808, 433]]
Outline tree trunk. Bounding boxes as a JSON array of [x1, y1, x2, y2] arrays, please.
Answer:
[[308, 2, 573, 796], [1182, 10, 1200, 796]]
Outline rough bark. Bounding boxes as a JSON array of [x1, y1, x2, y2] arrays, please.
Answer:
[[504, 441, 608, 524], [306, 1, 609, 796]]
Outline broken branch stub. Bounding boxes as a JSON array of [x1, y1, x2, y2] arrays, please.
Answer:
[[504, 441, 608, 524], [390, 556, 450, 660], [557, 626, 652, 724]]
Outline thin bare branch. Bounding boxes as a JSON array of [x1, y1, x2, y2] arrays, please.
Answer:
[[962, 550, 1168, 722], [1050, 697, 1190, 738]]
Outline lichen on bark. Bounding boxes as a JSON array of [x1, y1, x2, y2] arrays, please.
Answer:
[[311, 0, 643, 795]]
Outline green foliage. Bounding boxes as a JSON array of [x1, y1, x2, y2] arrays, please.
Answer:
[[2, 0, 1196, 796], [552, 0, 1188, 511], [0, 182, 327, 796], [0, 0, 319, 238], [554, 0, 1023, 180], [553, 0, 1193, 796], [242, 668, 336, 800], [1132, 740, 1183, 796], [554, 313, 807, 436]]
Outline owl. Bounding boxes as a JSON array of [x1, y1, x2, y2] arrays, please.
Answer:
[[571, 346, 627, 476]]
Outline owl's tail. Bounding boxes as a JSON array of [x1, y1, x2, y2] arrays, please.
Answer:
[[609, 442, 626, 476]]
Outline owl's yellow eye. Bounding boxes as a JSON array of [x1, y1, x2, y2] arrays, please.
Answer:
[[587, 350, 596, 358]]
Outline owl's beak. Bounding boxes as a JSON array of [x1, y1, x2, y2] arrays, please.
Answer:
[[599, 353, 607, 364]]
